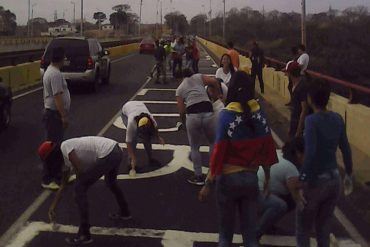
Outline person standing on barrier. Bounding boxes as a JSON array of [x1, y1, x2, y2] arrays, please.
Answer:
[[250, 41, 265, 94], [295, 82, 353, 247], [41, 47, 71, 190], [199, 71, 278, 247], [176, 69, 221, 185], [284, 61, 309, 139], [40, 137, 131, 245], [227, 41, 240, 71]]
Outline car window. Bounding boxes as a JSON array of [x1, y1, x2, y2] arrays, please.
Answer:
[[45, 39, 89, 60]]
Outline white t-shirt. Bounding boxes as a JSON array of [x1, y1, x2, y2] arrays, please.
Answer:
[[215, 68, 232, 85], [61, 136, 118, 171], [122, 101, 157, 143], [297, 53, 309, 75], [257, 150, 299, 196]]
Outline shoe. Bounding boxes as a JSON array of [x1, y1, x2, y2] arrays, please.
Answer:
[[65, 234, 93, 245], [109, 213, 133, 221], [41, 181, 60, 190], [187, 175, 205, 186]]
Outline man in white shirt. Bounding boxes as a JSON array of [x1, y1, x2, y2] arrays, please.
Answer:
[[256, 138, 304, 239], [297, 44, 309, 76], [39, 137, 131, 245], [122, 101, 165, 174]]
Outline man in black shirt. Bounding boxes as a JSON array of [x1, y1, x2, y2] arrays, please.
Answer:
[[284, 61, 309, 139], [154, 40, 167, 84], [251, 41, 265, 94]]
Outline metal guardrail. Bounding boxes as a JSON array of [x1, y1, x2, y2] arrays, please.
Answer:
[[200, 37, 370, 105], [0, 38, 142, 67]]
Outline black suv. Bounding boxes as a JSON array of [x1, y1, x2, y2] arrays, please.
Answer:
[[40, 37, 111, 92], [0, 77, 12, 131]]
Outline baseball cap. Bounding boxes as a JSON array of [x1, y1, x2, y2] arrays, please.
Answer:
[[38, 141, 56, 161], [138, 117, 150, 128], [283, 61, 301, 73]]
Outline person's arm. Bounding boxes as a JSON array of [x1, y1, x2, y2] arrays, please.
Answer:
[[176, 96, 186, 126], [287, 176, 306, 210], [199, 172, 215, 202], [48, 168, 71, 222], [300, 118, 316, 182], [68, 150, 84, 176], [296, 101, 308, 137]]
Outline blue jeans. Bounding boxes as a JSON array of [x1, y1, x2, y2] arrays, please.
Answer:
[[216, 171, 259, 247], [256, 193, 289, 237], [296, 172, 341, 247]]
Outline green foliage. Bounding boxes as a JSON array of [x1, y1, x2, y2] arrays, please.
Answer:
[[0, 6, 17, 35], [164, 12, 189, 35]]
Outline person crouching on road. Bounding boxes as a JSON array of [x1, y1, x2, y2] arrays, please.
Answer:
[[39, 136, 131, 245], [199, 71, 278, 247], [122, 101, 165, 176], [256, 137, 304, 239], [176, 69, 221, 186]]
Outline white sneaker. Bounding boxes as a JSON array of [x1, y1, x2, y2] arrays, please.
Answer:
[[41, 182, 60, 190]]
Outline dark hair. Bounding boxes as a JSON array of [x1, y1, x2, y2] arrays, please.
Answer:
[[226, 71, 255, 130], [51, 47, 65, 63], [308, 81, 331, 109], [227, 41, 234, 48], [282, 137, 304, 167], [219, 54, 235, 74], [298, 44, 306, 52], [45, 144, 64, 168], [182, 68, 194, 78], [291, 46, 298, 56]]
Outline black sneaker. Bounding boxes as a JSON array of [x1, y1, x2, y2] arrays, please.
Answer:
[[65, 235, 93, 245], [187, 175, 205, 186], [109, 213, 133, 221]]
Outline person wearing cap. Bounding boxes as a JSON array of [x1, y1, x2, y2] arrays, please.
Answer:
[[121, 101, 165, 175], [41, 46, 71, 190], [39, 136, 131, 245], [283, 61, 309, 139]]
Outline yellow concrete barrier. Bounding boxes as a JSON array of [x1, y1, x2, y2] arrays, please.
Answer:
[[107, 43, 139, 59], [27, 61, 41, 85], [0, 66, 11, 87], [346, 104, 370, 156], [263, 68, 275, 90], [327, 94, 348, 120], [10, 64, 28, 91]]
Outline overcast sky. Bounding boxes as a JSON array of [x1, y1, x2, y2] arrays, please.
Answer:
[[1, 0, 370, 25]]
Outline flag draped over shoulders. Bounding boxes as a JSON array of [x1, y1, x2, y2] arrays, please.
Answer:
[[210, 100, 278, 176]]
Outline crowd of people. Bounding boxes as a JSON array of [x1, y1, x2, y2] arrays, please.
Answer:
[[37, 38, 354, 247]]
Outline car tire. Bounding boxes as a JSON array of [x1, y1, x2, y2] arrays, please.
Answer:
[[102, 65, 111, 85], [0, 104, 11, 130], [91, 71, 101, 93]]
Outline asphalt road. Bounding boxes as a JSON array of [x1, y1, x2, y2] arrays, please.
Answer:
[[0, 47, 365, 247]]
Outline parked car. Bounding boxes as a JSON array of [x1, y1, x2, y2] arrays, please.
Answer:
[[0, 79, 12, 131], [40, 37, 111, 92], [139, 38, 156, 54]]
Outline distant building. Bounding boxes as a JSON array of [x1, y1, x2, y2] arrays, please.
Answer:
[[41, 25, 77, 37]]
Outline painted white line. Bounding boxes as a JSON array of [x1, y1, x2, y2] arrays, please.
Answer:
[[141, 100, 177, 104], [6, 221, 361, 247], [137, 88, 177, 96], [0, 65, 157, 247], [12, 86, 43, 100], [119, 143, 210, 153]]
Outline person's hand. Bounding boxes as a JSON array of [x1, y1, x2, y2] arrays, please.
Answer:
[[158, 136, 165, 145], [48, 205, 56, 223], [296, 189, 307, 211], [198, 186, 210, 202], [62, 116, 69, 129]]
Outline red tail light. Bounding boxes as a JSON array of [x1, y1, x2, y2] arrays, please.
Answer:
[[87, 57, 95, 69]]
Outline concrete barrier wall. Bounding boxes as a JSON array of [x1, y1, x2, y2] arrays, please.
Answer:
[[198, 37, 370, 159], [0, 43, 139, 93]]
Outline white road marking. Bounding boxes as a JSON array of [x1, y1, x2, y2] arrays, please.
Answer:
[[137, 88, 176, 96], [6, 221, 361, 247], [141, 100, 177, 104]]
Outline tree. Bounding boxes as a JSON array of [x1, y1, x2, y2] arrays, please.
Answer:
[[28, 17, 48, 36], [112, 4, 131, 13], [110, 12, 127, 30], [190, 14, 207, 36], [0, 6, 17, 35], [164, 12, 189, 35], [93, 12, 107, 25], [110, 4, 136, 33]]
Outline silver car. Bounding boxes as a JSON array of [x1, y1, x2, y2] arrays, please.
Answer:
[[40, 37, 111, 92]]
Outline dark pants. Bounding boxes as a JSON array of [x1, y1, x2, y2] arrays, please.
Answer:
[[42, 109, 64, 183], [192, 59, 199, 73], [296, 171, 341, 247], [216, 171, 259, 247], [173, 57, 183, 77], [288, 78, 293, 102], [75, 145, 130, 236], [156, 61, 166, 82], [251, 67, 264, 94]]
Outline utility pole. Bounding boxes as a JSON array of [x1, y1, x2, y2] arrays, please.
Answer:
[[301, 0, 307, 46], [139, 0, 143, 36], [28, 0, 31, 37], [80, 0, 84, 36], [223, 0, 226, 41], [31, 3, 36, 37], [209, 0, 212, 37], [71, 1, 76, 27], [160, 0, 163, 36]]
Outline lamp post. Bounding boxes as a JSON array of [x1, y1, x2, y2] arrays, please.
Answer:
[[80, 0, 84, 36], [71, 1, 76, 27], [31, 3, 37, 37], [301, 0, 307, 46], [27, 0, 31, 37], [209, 0, 212, 37], [223, 0, 226, 41], [139, 0, 143, 36]]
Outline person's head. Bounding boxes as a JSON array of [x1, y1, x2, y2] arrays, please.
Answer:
[[252, 41, 258, 49], [182, 68, 194, 78], [219, 54, 235, 73], [298, 44, 306, 55], [51, 47, 65, 66], [135, 113, 155, 142], [207, 78, 223, 102], [227, 41, 234, 49], [179, 37, 184, 44], [38, 141, 64, 167], [226, 71, 256, 130], [282, 137, 304, 168], [284, 61, 301, 79], [307, 81, 331, 110], [291, 46, 299, 56], [155, 40, 160, 47]]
